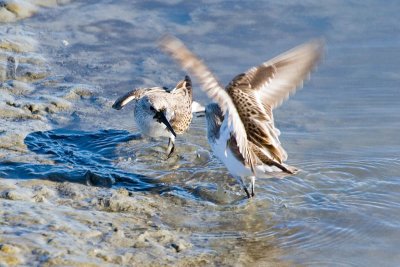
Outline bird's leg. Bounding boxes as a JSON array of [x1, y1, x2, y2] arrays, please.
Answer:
[[244, 186, 251, 199], [250, 176, 256, 197], [236, 176, 251, 199], [166, 136, 175, 158]]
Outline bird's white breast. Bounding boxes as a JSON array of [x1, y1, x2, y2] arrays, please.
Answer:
[[209, 121, 283, 178], [209, 125, 252, 178], [134, 101, 172, 138]]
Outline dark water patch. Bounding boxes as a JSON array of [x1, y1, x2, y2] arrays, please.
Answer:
[[0, 129, 240, 202], [1, 129, 159, 192], [25, 129, 139, 166]]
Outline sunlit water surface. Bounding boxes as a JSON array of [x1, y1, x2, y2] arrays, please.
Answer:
[[2, 0, 400, 265]]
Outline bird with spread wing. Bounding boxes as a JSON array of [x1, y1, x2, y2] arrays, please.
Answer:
[[160, 36, 323, 198]]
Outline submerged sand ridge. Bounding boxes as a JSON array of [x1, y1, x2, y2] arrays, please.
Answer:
[[0, 27, 111, 163], [0, 179, 202, 266], [0, 0, 71, 23], [0, 31, 52, 159]]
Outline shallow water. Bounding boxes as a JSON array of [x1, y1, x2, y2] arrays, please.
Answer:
[[1, 0, 400, 266]]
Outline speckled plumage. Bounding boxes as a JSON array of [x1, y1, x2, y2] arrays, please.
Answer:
[[161, 35, 323, 197], [112, 76, 193, 156]]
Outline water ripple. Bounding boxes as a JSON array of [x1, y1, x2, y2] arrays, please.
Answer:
[[238, 157, 400, 264], [2, 128, 398, 267]]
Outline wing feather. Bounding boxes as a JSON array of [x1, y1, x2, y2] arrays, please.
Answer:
[[245, 40, 324, 110], [160, 36, 323, 168], [159, 35, 256, 171], [226, 75, 287, 162], [112, 87, 167, 110], [226, 40, 324, 162]]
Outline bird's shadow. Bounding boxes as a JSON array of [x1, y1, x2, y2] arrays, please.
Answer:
[[0, 129, 179, 194]]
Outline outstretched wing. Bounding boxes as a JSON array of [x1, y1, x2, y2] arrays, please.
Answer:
[[112, 87, 166, 110], [159, 35, 256, 171], [227, 40, 324, 162], [243, 40, 324, 110]]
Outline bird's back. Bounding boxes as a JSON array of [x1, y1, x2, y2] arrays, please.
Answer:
[[167, 76, 193, 134]]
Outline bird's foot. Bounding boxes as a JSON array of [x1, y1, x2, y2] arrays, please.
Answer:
[[244, 187, 251, 199], [166, 138, 175, 159]]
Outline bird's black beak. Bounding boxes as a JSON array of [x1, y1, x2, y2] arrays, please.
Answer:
[[112, 100, 123, 110], [154, 111, 176, 137]]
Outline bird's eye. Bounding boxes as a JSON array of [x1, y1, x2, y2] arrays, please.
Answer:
[[150, 106, 155, 111]]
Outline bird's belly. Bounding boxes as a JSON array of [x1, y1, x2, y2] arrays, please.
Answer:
[[134, 112, 171, 138], [210, 137, 283, 178], [210, 138, 252, 178]]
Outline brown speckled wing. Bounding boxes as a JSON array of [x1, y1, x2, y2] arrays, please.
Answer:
[[244, 40, 324, 110], [169, 76, 194, 134], [160, 35, 256, 171], [171, 75, 193, 101], [226, 74, 287, 162], [226, 40, 324, 163]]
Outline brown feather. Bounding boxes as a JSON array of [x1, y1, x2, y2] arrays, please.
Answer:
[[160, 35, 323, 174], [226, 75, 287, 163], [224, 40, 324, 163]]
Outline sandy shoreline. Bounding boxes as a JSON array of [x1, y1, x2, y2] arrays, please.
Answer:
[[0, 10, 207, 267], [0, 178, 212, 266]]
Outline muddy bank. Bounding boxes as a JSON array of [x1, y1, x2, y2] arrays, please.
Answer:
[[0, 27, 110, 162], [0, 179, 213, 266], [0, 5, 246, 266], [0, 0, 71, 23]]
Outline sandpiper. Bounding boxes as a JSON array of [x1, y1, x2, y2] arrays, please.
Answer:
[[112, 76, 193, 157], [160, 36, 323, 198]]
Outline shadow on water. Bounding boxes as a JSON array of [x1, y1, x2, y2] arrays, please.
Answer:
[[0, 129, 188, 195]]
